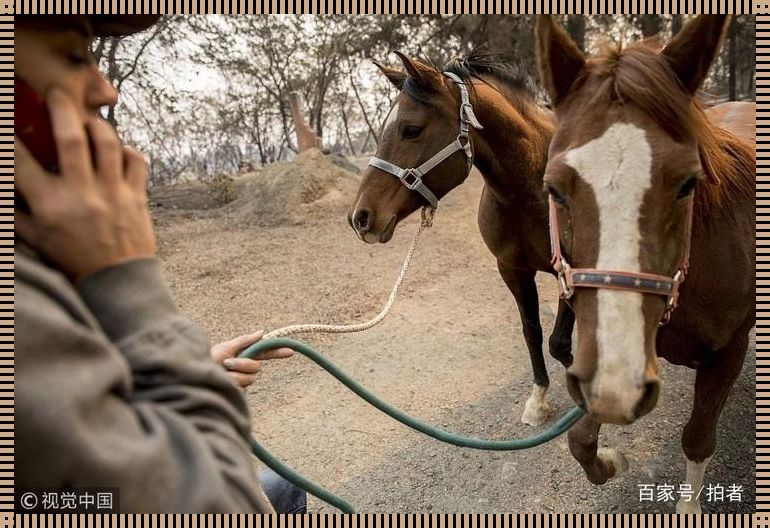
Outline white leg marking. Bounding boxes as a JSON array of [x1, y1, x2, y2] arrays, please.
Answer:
[[676, 457, 711, 514], [565, 123, 654, 413], [521, 384, 554, 426]]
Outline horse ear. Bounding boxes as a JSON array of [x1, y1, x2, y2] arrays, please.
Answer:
[[373, 61, 407, 90], [662, 15, 730, 95], [393, 51, 442, 92], [535, 15, 586, 107]]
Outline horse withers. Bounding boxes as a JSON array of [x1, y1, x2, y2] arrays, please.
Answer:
[[348, 50, 575, 426], [535, 15, 755, 513]]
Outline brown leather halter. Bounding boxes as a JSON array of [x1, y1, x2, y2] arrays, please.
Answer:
[[548, 195, 694, 325]]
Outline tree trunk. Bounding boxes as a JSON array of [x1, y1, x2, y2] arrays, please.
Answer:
[[360, 131, 372, 154], [729, 18, 737, 101], [640, 15, 662, 38], [671, 15, 684, 36], [313, 60, 338, 140], [105, 39, 120, 127], [566, 16, 586, 52], [92, 37, 107, 63], [340, 102, 356, 155], [278, 100, 297, 154], [314, 77, 327, 139], [349, 67, 379, 146]]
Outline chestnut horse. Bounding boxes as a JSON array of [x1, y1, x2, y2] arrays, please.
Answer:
[[536, 15, 755, 513], [347, 51, 575, 426]]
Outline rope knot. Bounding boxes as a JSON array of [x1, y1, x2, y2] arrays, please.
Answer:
[[421, 207, 435, 229]]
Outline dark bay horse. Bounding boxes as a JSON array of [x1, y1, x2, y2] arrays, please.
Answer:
[[347, 51, 575, 426], [535, 15, 755, 512]]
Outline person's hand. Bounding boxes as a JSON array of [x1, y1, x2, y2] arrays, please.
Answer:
[[210, 331, 294, 388], [15, 89, 156, 281]]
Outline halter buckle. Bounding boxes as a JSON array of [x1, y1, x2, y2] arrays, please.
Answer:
[[460, 102, 473, 123], [400, 168, 424, 190], [556, 259, 574, 300], [460, 102, 483, 130], [659, 269, 685, 326]]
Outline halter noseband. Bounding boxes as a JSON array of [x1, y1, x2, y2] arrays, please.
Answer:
[[368, 71, 483, 209], [549, 194, 694, 326]]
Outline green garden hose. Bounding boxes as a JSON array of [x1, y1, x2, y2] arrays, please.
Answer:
[[240, 337, 585, 513]]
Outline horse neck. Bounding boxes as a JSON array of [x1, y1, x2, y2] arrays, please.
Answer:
[[468, 85, 553, 204]]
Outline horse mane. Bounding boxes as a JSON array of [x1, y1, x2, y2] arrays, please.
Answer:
[[444, 49, 539, 99], [401, 49, 538, 105], [580, 42, 755, 218]]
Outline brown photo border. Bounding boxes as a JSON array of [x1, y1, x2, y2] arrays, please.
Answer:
[[7, 0, 763, 525]]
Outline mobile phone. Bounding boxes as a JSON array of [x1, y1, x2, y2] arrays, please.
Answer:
[[15, 76, 59, 173]]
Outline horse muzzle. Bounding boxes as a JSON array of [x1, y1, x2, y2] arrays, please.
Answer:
[[567, 370, 660, 425], [348, 207, 397, 244]]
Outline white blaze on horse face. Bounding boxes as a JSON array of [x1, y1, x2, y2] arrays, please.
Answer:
[[565, 122, 653, 417]]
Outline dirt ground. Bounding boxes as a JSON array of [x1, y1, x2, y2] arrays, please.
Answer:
[[151, 152, 755, 513]]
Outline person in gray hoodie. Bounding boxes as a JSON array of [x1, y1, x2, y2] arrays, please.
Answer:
[[15, 15, 300, 513]]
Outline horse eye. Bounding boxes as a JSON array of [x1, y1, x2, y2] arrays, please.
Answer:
[[677, 177, 697, 199], [547, 185, 567, 205], [402, 126, 423, 139]]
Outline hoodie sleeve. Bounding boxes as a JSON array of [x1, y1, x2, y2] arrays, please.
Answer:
[[15, 252, 274, 513]]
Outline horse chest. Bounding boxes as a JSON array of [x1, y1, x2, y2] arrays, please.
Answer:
[[477, 186, 550, 270]]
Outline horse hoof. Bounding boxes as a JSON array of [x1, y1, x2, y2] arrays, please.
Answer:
[[676, 498, 702, 514], [520, 386, 554, 426], [597, 448, 629, 478]]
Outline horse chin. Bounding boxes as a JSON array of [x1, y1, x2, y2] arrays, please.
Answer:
[[358, 216, 398, 244], [361, 216, 398, 244], [378, 216, 398, 243], [592, 413, 636, 426]]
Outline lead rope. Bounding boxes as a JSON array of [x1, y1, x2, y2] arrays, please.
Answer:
[[263, 207, 435, 339]]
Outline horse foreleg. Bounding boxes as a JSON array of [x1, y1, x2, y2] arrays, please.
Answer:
[[548, 298, 575, 367], [677, 331, 749, 514], [568, 414, 629, 485], [497, 263, 552, 426]]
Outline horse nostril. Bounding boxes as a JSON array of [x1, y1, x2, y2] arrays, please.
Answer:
[[634, 380, 660, 419], [353, 208, 373, 232]]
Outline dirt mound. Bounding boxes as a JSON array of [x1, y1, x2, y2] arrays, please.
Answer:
[[149, 149, 363, 225], [150, 181, 221, 211], [224, 148, 361, 226]]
